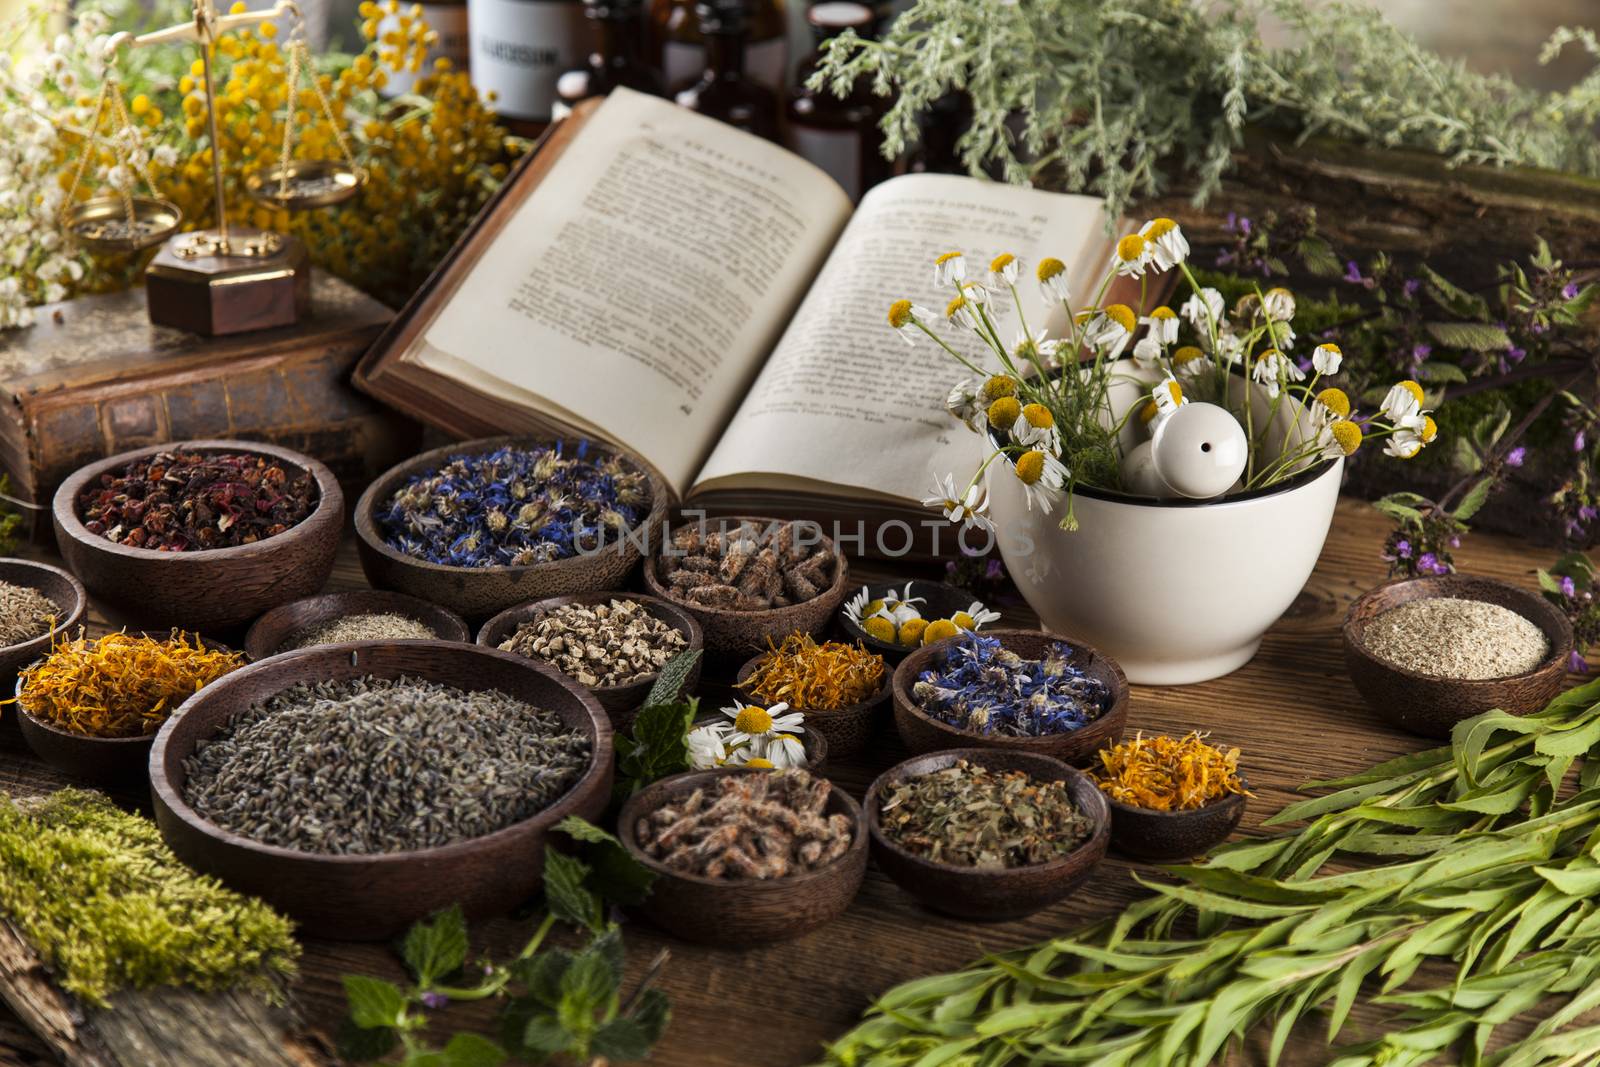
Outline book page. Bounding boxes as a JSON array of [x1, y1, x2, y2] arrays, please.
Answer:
[[691, 173, 1110, 503], [414, 88, 854, 495]]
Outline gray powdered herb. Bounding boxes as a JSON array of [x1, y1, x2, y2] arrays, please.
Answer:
[[277, 612, 439, 652], [1362, 597, 1549, 680]]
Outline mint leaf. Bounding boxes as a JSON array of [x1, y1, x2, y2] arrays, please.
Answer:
[[400, 1051, 446, 1067], [402, 906, 469, 987], [441, 1033, 507, 1067], [646, 648, 701, 706], [521, 1014, 573, 1055], [586, 926, 625, 988], [511, 948, 572, 1008], [591, 1018, 652, 1061], [336, 1016, 398, 1061], [561, 949, 619, 1014], [631, 987, 671, 1043], [344, 975, 408, 1030], [555, 816, 656, 907], [543, 848, 601, 932]]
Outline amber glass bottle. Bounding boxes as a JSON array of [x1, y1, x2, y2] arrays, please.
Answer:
[[785, 2, 890, 202], [553, 0, 665, 117], [674, 0, 780, 142], [652, 0, 785, 91]]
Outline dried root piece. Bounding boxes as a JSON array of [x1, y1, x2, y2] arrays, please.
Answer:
[[657, 519, 838, 610]]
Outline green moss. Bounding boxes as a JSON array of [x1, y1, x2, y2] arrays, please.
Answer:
[[0, 790, 298, 1007]]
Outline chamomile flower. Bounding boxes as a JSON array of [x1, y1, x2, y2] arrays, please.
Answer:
[[763, 732, 806, 768], [1036, 257, 1070, 303], [1381, 380, 1426, 422], [1314, 386, 1352, 422], [952, 601, 1002, 630], [1312, 343, 1343, 375], [1141, 306, 1179, 344], [887, 299, 934, 345], [1172, 345, 1211, 376], [1251, 349, 1303, 399], [1011, 403, 1061, 452], [721, 701, 804, 750], [989, 252, 1020, 287], [1131, 334, 1164, 371], [1211, 331, 1245, 366], [1151, 375, 1185, 419], [933, 250, 966, 287], [1322, 419, 1363, 457], [946, 378, 981, 428], [1014, 450, 1068, 512], [1385, 430, 1423, 459], [1112, 232, 1153, 277], [945, 291, 981, 330], [922, 473, 994, 532], [686, 723, 728, 770], [1081, 304, 1136, 359], [1181, 288, 1225, 332], [1140, 217, 1190, 271], [1013, 327, 1063, 366], [1263, 287, 1296, 322]]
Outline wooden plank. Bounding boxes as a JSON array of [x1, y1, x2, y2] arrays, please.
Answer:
[[0, 495, 1576, 1064]]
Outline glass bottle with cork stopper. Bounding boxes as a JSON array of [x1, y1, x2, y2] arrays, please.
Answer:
[[554, 0, 664, 118], [673, 0, 779, 142], [651, 0, 785, 93], [785, 1, 890, 203]]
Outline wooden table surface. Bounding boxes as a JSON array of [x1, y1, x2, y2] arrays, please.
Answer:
[[0, 496, 1570, 1066]]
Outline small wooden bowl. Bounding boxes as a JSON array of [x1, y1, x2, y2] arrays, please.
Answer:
[[690, 714, 828, 773], [355, 435, 669, 622], [735, 653, 889, 759], [1101, 781, 1248, 862], [617, 767, 866, 944], [641, 515, 849, 659], [52, 440, 343, 631], [245, 590, 472, 660], [865, 748, 1110, 921], [892, 629, 1128, 766], [13, 634, 239, 784], [0, 559, 86, 685], [478, 592, 704, 729], [837, 581, 980, 663], [149, 641, 614, 940], [1342, 575, 1573, 739]]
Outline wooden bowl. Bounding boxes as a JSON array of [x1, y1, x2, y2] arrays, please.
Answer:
[[1342, 575, 1573, 739], [1101, 781, 1248, 862], [891, 629, 1128, 766], [52, 440, 343, 631], [690, 714, 828, 773], [355, 435, 669, 622], [477, 592, 704, 729], [617, 767, 866, 944], [865, 748, 1110, 921], [641, 515, 849, 659], [13, 633, 238, 784], [245, 590, 472, 660], [149, 641, 614, 940], [0, 559, 86, 685], [837, 580, 979, 663], [735, 652, 889, 759]]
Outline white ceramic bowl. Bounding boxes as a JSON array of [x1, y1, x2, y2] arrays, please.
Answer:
[[988, 375, 1342, 685]]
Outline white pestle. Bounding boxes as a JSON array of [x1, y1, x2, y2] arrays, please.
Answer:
[[1149, 402, 1249, 500]]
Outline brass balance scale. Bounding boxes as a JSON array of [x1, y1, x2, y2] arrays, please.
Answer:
[[62, 0, 365, 336]]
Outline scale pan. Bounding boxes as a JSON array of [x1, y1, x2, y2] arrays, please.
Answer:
[[65, 195, 182, 253], [245, 160, 364, 210]]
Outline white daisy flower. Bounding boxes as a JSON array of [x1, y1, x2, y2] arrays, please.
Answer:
[[1131, 334, 1164, 371], [1081, 305, 1136, 360], [957, 601, 1002, 629], [1012, 327, 1063, 366], [764, 732, 806, 769], [1010, 404, 1062, 453], [1312, 343, 1343, 376], [945, 291, 982, 331], [1151, 375, 1186, 420], [933, 251, 966, 288], [888, 300, 935, 346], [1250, 350, 1303, 399], [686, 724, 728, 770], [922, 473, 994, 533], [1211, 331, 1245, 365], [988, 252, 1021, 288], [1140, 218, 1190, 271], [1036, 257, 1071, 304], [1141, 306, 1179, 345], [1262, 287, 1296, 323], [1384, 430, 1423, 459], [1381, 381, 1425, 423], [1112, 232, 1153, 278], [1172, 346, 1212, 377], [1015, 450, 1068, 512], [946, 378, 981, 427], [721, 701, 804, 750], [1181, 288, 1225, 332]]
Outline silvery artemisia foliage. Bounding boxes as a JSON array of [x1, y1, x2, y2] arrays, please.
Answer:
[[913, 632, 1110, 738], [377, 442, 650, 567], [813, 0, 1600, 218]]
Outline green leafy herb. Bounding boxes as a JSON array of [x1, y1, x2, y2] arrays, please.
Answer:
[[614, 655, 702, 802]]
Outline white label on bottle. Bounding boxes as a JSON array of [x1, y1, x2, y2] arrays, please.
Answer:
[[379, 3, 472, 97], [468, 0, 587, 122], [788, 125, 862, 202], [663, 35, 786, 90]]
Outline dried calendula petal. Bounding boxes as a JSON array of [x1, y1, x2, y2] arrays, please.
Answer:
[[741, 633, 885, 710], [1091, 731, 1251, 812]]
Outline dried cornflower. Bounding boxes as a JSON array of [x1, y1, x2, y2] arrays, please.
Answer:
[[0, 580, 59, 648], [740, 633, 885, 710], [878, 760, 1093, 869], [911, 632, 1108, 737], [1092, 732, 1250, 812]]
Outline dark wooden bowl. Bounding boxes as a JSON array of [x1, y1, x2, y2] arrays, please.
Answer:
[[52, 440, 343, 631], [1101, 781, 1248, 862], [478, 591, 704, 730], [690, 714, 828, 773], [0, 559, 86, 685], [865, 748, 1111, 921], [149, 640, 614, 940], [13, 634, 238, 784], [1342, 575, 1573, 739], [837, 580, 980, 663], [354, 435, 669, 622], [617, 767, 866, 944], [735, 652, 889, 759], [641, 515, 849, 659], [891, 629, 1128, 766], [244, 590, 472, 660]]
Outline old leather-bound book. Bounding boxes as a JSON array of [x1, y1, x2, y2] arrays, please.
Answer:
[[0, 272, 416, 516]]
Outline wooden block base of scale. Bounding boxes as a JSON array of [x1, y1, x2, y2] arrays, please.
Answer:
[[145, 228, 311, 336]]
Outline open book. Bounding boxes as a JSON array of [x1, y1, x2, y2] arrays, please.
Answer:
[[356, 88, 1119, 542]]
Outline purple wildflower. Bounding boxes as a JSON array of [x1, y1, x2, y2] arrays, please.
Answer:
[[1403, 278, 1421, 298], [1505, 446, 1526, 467], [985, 558, 1004, 580], [1562, 575, 1578, 598], [1394, 539, 1412, 559], [1576, 431, 1588, 453], [1416, 552, 1450, 575], [1564, 281, 1581, 300], [1506, 345, 1526, 365], [1582, 505, 1598, 524], [1570, 648, 1590, 674], [421, 992, 449, 1010], [1344, 261, 1366, 285], [1411, 343, 1433, 363]]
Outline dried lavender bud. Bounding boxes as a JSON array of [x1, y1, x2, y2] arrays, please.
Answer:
[[658, 520, 835, 610], [77, 450, 317, 552], [498, 598, 687, 687], [879, 760, 1093, 869], [914, 632, 1109, 737]]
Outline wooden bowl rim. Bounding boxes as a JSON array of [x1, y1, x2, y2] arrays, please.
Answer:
[[53, 439, 343, 562], [148, 639, 614, 867], [864, 747, 1111, 878], [641, 514, 849, 618], [1098, 776, 1251, 820], [836, 579, 978, 656], [0, 558, 87, 657], [353, 434, 669, 577], [734, 651, 892, 719], [476, 591, 705, 697], [617, 766, 866, 889], [688, 712, 829, 767], [245, 590, 473, 660], [891, 628, 1130, 749], [1342, 575, 1574, 686]]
